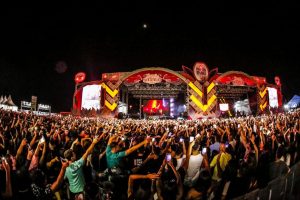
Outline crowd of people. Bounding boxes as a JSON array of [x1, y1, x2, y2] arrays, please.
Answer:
[[0, 108, 299, 200]]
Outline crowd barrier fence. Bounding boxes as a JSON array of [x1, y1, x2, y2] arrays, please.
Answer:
[[234, 161, 300, 200]]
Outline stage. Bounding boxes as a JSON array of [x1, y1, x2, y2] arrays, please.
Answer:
[[72, 62, 283, 119]]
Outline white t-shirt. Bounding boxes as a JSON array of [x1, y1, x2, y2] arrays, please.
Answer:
[[176, 155, 186, 170], [186, 153, 203, 181]]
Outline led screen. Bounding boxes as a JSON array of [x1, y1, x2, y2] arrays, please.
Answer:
[[143, 99, 169, 115], [219, 103, 229, 111], [81, 85, 101, 110], [267, 87, 278, 108]]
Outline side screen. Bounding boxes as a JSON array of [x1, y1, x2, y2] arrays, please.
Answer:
[[267, 87, 278, 108], [81, 85, 102, 110]]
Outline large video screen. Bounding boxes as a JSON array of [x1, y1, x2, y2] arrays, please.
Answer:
[[219, 103, 229, 111], [81, 85, 102, 110], [267, 87, 278, 108], [143, 99, 169, 115]]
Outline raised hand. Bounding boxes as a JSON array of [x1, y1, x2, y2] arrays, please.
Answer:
[[145, 136, 152, 144], [52, 156, 60, 163], [92, 136, 101, 144], [146, 173, 160, 180], [2, 159, 10, 173], [147, 152, 156, 160], [61, 160, 69, 169], [271, 134, 276, 142], [21, 138, 27, 147]]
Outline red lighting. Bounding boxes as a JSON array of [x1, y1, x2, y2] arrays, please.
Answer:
[[252, 76, 267, 85], [75, 72, 86, 83], [143, 100, 169, 115]]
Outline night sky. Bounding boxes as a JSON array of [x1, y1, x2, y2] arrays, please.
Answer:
[[0, 3, 299, 112]]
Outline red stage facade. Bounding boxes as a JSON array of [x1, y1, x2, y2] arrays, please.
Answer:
[[72, 62, 283, 119]]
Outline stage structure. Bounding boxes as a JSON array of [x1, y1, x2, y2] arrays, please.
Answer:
[[72, 62, 283, 119]]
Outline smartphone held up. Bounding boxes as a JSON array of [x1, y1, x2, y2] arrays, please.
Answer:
[[39, 136, 45, 144], [189, 136, 195, 142], [202, 147, 207, 154], [166, 153, 171, 162]]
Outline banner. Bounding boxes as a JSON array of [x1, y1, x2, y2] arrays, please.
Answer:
[[267, 87, 278, 108]]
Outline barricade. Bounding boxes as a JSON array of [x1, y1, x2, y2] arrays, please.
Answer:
[[234, 162, 300, 200]]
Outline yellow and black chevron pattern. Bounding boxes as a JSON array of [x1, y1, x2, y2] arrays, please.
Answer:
[[257, 84, 268, 113], [101, 81, 122, 111], [188, 81, 217, 115]]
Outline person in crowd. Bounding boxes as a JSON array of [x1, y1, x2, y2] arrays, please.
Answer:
[[0, 109, 299, 199], [0, 157, 12, 199], [209, 135, 221, 156], [268, 145, 289, 181], [30, 160, 69, 200], [127, 173, 160, 199], [208, 143, 232, 199], [63, 134, 103, 199], [184, 138, 210, 188], [156, 157, 183, 200], [174, 139, 187, 171], [186, 169, 211, 200], [105, 134, 150, 169]]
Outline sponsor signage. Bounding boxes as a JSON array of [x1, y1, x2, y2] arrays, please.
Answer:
[[142, 74, 162, 84]]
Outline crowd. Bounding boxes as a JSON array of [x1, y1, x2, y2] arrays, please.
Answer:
[[0, 108, 299, 200]]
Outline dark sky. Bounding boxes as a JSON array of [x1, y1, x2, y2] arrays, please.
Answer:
[[0, 3, 299, 112]]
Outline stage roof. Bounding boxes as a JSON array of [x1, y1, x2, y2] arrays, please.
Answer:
[[287, 95, 300, 108]]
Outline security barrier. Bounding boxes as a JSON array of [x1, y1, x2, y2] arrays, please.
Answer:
[[234, 162, 300, 200]]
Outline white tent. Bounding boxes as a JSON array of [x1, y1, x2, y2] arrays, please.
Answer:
[[0, 95, 18, 111], [2, 96, 7, 104], [287, 95, 300, 109], [6, 95, 16, 106]]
